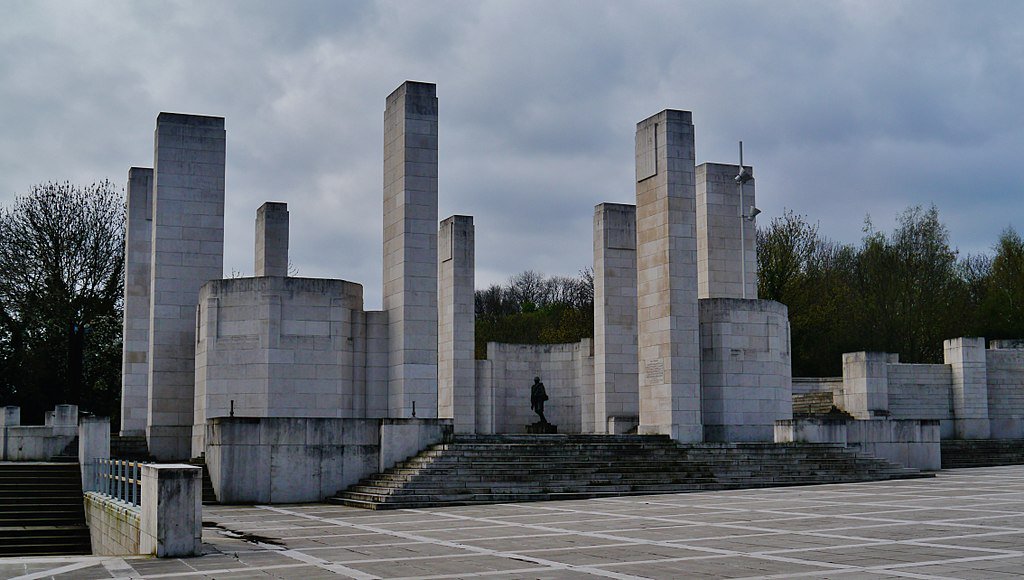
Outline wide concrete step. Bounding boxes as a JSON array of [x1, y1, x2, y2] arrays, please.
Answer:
[[0, 526, 91, 556], [333, 436, 927, 509], [0, 463, 90, 555]]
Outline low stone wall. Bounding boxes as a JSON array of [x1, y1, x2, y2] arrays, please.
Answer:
[[84, 492, 141, 556], [987, 348, 1024, 439], [206, 416, 452, 503], [0, 405, 78, 461], [775, 417, 941, 470], [775, 417, 848, 444], [791, 377, 842, 397]]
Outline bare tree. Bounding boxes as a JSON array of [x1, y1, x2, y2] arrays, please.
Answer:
[[0, 181, 125, 418]]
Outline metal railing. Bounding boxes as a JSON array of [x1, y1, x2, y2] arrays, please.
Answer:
[[97, 459, 147, 506]]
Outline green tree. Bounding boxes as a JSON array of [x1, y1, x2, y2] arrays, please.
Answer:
[[0, 181, 124, 422], [757, 211, 858, 376], [474, 269, 594, 358], [852, 205, 969, 363], [979, 227, 1024, 339]]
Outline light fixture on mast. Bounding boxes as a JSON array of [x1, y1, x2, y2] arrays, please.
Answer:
[[735, 141, 759, 299]]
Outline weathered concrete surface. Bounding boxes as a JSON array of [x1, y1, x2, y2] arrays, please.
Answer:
[[205, 416, 451, 504], [16, 467, 1024, 578], [84, 492, 141, 556], [139, 464, 202, 557]]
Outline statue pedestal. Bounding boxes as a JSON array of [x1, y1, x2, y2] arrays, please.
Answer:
[[526, 422, 558, 434]]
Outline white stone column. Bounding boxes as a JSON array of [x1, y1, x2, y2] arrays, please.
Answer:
[[255, 202, 289, 277], [148, 113, 226, 460], [121, 167, 153, 436], [944, 337, 991, 439], [139, 464, 202, 557], [438, 215, 475, 433], [78, 416, 110, 492], [696, 162, 757, 299], [593, 203, 638, 433], [842, 351, 892, 419], [634, 110, 702, 441], [383, 81, 439, 418]]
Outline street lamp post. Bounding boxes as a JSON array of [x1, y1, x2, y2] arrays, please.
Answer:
[[734, 141, 757, 299]]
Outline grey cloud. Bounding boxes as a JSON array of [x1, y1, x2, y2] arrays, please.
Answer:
[[2, 0, 1022, 309]]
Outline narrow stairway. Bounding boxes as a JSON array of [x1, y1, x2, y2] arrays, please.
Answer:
[[0, 463, 91, 556], [331, 434, 929, 510]]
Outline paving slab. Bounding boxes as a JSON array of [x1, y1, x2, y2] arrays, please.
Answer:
[[1, 465, 1023, 579]]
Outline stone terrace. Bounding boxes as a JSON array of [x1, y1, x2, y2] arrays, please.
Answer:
[[3, 466, 1024, 579]]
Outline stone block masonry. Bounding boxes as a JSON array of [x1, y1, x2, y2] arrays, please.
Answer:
[[148, 113, 225, 460], [383, 81, 439, 419], [438, 215, 475, 433], [121, 167, 153, 436], [700, 298, 791, 442], [696, 162, 757, 300], [634, 110, 702, 441], [255, 202, 289, 277], [945, 337, 991, 438], [593, 203, 638, 433]]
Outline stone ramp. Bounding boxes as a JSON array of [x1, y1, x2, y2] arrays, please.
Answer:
[[0, 462, 91, 556], [942, 439, 1024, 468], [330, 434, 929, 510]]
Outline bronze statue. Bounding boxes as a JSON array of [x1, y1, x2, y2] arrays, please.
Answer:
[[530, 376, 548, 424]]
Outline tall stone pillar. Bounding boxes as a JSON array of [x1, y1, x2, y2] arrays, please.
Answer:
[[255, 202, 289, 277], [383, 81, 439, 418], [696, 162, 757, 299], [944, 337, 991, 439], [593, 203, 638, 433], [438, 215, 475, 433], [121, 167, 153, 436], [634, 110, 702, 441], [147, 113, 226, 460]]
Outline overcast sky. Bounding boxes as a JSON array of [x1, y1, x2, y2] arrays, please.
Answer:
[[2, 1, 1021, 308]]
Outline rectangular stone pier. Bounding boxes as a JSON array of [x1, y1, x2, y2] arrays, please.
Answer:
[[147, 113, 226, 460], [634, 110, 702, 442], [383, 81, 439, 419]]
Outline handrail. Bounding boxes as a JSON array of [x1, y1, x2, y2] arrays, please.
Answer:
[[96, 458, 148, 506]]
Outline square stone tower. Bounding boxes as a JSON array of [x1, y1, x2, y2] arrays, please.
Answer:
[[383, 81, 439, 418], [696, 162, 757, 299], [438, 215, 475, 432], [120, 167, 153, 436], [147, 113, 226, 460], [634, 110, 702, 442], [593, 203, 638, 433]]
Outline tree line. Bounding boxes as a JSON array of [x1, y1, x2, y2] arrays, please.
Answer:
[[758, 206, 1024, 376], [477, 205, 1023, 377], [474, 269, 594, 358], [1, 180, 1020, 419]]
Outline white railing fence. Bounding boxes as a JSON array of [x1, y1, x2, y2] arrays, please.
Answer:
[[97, 459, 148, 505]]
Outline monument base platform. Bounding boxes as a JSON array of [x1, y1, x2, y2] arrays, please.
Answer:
[[525, 422, 558, 434]]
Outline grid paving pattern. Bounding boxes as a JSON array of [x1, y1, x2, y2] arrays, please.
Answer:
[[2, 466, 1022, 579]]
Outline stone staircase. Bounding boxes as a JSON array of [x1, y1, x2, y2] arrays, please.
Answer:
[[942, 439, 1024, 468], [110, 434, 152, 461], [0, 463, 91, 556], [109, 436, 218, 504], [187, 456, 219, 505], [331, 434, 928, 510]]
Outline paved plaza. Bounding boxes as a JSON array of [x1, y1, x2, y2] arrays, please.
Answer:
[[3, 466, 1024, 579]]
